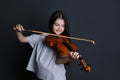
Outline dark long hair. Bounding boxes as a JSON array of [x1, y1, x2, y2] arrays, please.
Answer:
[[48, 10, 70, 36], [48, 10, 72, 65]]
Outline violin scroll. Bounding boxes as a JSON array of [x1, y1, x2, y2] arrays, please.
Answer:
[[80, 57, 91, 72]]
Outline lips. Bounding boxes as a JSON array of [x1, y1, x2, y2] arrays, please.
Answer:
[[55, 30, 63, 34]]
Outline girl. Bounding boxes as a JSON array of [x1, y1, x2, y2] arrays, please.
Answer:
[[15, 10, 79, 80]]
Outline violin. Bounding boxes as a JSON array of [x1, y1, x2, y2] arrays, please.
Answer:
[[45, 35, 91, 72], [14, 28, 93, 72]]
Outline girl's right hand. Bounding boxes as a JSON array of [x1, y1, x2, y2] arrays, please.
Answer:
[[15, 24, 25, 32]]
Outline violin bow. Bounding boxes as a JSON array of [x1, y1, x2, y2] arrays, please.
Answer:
[[14, 28, 95, 44]]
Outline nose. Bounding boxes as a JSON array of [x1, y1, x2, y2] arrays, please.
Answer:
[[58, 25, 62, 30]]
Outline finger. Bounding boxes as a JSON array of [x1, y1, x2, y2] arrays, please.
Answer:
[[76, 55, 80, 59], [21, 26, 25, 31], [73, 52, 78, 56], [70, 52, 75, 59], [73, 52, 78, 59], [74, 52, 79, 59], [70, 51, 74, 56], [16, 24, 21, 27], [15, 25, 22, 32]]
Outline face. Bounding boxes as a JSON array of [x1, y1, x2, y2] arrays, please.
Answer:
[[52, 18, 65, 35]]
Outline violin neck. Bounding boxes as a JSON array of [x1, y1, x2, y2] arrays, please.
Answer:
[[62, 42, 75, 52]]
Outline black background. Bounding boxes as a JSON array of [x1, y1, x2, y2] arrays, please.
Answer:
[[0, 0, 120, 80]]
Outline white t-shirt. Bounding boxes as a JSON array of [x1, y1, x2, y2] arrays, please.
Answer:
[[26, 34, 66, 80]]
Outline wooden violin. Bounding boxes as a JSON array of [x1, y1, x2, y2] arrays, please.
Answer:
[[14, 28, 94, 72], [45, 35, 91, 72]]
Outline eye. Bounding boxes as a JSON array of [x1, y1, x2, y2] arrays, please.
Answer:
[[54, 23, 59, 26]]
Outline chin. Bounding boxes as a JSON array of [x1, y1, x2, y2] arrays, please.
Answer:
[[55, 32, 62, 35]]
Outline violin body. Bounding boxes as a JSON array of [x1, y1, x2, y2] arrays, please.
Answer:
[[45, 35, 78, 57], [45, 35, 91, 72]]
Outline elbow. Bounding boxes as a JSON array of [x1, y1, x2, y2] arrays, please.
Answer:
[[18, 37, 28, 43]]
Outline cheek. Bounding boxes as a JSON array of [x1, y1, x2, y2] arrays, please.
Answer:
[[62, 27, 65, 31], [52, 26, 57, 31]]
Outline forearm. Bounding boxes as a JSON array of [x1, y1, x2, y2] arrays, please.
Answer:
[[55, 56, 73, 64], [16, 31, 28, 43], [14, 24, 28, 43], [55, 52, 79, 64]]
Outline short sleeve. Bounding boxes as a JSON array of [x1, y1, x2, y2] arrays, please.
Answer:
[[26, 34, 41, 48]]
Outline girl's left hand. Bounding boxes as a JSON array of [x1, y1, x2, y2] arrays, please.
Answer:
[[70, 52, 80, 60]]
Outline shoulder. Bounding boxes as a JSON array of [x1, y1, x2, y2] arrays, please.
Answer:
[[28, 33, 47, 38], [26, 34, 47, 43]]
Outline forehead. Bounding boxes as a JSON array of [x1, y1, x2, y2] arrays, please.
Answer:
[[54, 18, 65, 23]]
